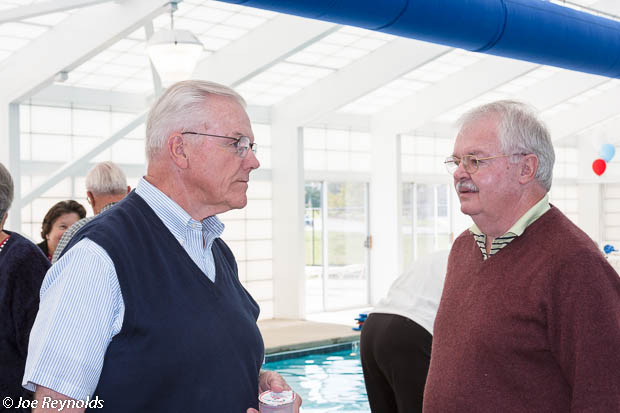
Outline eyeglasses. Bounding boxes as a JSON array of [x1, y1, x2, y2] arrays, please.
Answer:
[[181, 131, 257, 158], [444, 154, 519, 174]]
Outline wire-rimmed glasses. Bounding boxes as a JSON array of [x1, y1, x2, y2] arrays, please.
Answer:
[[444, 154, 516, 174], [181, 131, 257, 158]]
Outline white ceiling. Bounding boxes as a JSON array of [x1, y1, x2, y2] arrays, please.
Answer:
[[1, 0, 620, 147]]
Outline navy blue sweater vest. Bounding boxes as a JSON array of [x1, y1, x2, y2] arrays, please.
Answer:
[[66, 191, 264, 412]]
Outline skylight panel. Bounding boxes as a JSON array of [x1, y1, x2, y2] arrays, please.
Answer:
[[286, 51, 324, 66], [340, 48, 481, 115], [199, 36, 230, 51], [184, 6, 235, 22], [239, 6, 276, 18], [0, 36, 29, 50], [73, 74, 124, 89], [339, 26, 372, 37], [339, 101, 385, 115], [23, 10, 68, 25], [281, 76, 319, 88], [320, 55, 352, 69], [434, 91, 509, 123], [245, 93, 284, 106], [95, 63, 142, 77], [270, 62, 307, 75], [297, 66, 333, 78], [110, 52, 148, 68], [174, 17, 212, 34], [62, 71, 88, 86], [322, 32, 358, 47], [336, 47, 368, 60], [0, 22, 48, 38], [207, 0, 247, 12], [540, 78, 619, 118], [225, 13, 267, 29], [126, 27, 146, 41], [112, 77, 153, 94], [108, 39, 141, 53], [349, 37, 388, 51], [542, 102, 574, 117], [0, 50, 11, 63], [205, 24, 247, 39], [269, 85, 302, 96], [91, 50, 120, 64], [72, 60, 101, 74], [236, 81, 272, 93], [251, 71, 288, 84], [304, 43, 341, 55]]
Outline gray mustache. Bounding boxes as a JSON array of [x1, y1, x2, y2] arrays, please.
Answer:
[[456, 180, 479, 192]]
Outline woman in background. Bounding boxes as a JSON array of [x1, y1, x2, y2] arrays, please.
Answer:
[[0, 162, 51, 411], [37, 200, 86, 260]]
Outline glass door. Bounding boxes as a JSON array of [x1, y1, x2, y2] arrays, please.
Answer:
[[305, 181, 370, 312]]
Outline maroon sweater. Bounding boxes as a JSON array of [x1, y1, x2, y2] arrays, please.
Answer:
[[424, 206, 620, 412]]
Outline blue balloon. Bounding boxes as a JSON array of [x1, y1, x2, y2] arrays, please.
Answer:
[[600, 143, 616, 162]]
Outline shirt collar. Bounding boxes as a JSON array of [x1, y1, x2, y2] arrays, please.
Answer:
[[469, 193, 550, 237], [100, 202, 118, 214], [135, 177, 224, 242]]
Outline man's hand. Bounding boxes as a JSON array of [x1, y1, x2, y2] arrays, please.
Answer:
[[246, 370, 302, 413], [33, 385, 85, 413]]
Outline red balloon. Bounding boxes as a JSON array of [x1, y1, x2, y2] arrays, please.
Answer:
[[592, 158, 606, 176]]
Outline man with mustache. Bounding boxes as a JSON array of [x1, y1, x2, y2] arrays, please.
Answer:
[[423, 100, 620, 412], [23, 80, 301, 413]]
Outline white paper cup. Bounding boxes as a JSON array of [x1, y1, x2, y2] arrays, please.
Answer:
[[258, 390, 296, 413]]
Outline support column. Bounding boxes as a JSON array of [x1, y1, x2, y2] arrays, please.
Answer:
[[0, 102, 21, 232], [7, 103, 20, 231], [368, 120, 401, 304], [270, 120, 305, 319], [576, 138, 602, 243]]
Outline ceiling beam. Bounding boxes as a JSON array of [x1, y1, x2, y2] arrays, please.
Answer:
[[519, 71, 608, 110], [193, 14, 339, 87], [373, 56, 537, 133], [272, 38, 451, 126], [0, 0, 167, 103], [30, 84, 150, 112], [0, 0, 116, 24], [545, 85, 620, 141]]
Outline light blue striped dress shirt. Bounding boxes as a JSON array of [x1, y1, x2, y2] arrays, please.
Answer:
[[23, 177, 225, 400]]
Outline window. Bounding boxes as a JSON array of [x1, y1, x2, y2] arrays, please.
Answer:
[[402, 183, 451, 269], [303, 127, 371, 172], [401, 134, 453, 175]]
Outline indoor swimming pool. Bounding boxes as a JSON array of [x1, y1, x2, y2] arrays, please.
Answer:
[[264, 342, 370, 412]]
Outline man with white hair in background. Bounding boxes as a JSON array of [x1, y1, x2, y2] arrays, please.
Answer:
[[23, 80, 301, 413], [51, 161, 130, 263], [423, 100, 620, 412]]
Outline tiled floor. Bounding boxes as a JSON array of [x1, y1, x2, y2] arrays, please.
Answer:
[[258, 318, 360, 354], [258, 307, 370, 354]]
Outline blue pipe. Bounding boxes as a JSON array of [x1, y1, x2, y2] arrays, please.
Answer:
[[216, 0, 620, 78]]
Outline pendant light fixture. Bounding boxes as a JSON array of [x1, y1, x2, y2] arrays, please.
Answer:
[[147, 2, 204, 87]]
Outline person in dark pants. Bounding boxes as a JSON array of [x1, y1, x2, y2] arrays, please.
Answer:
[[361, 250, 448, 412]]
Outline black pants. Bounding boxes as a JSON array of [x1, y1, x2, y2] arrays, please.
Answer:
[[360, 312, 433, 413]]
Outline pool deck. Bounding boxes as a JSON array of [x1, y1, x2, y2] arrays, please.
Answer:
[[258, 318, 361, 354]]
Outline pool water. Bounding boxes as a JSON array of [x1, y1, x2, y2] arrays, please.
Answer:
[[264, 344, 370, 412]]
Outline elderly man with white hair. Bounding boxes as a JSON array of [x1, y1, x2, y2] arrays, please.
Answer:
[[51, 161, 130, 263], [23, 80, 301, 413], [424, 100, 620, 412]]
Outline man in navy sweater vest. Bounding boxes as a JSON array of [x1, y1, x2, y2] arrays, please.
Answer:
[[424, 100, 620, 411], [23, 81, 301, 412]]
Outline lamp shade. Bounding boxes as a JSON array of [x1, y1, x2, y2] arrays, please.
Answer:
[[147, 29, 204, 86]]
